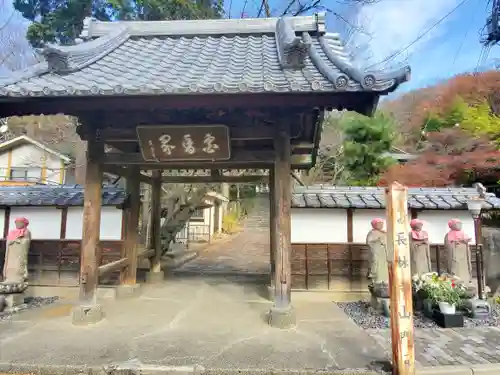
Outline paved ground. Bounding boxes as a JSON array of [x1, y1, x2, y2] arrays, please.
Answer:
[[0, 277, 389, 373], [174, 196, 271, 276], [2, 197, 500, 374], [369, 327, 500, 367]]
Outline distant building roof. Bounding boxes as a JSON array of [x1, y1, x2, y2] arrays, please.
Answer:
[[0, 14, 409, 98], [0, 185, 126, 207], [0, 135, 72, 163], [292, 186, 500, 210]]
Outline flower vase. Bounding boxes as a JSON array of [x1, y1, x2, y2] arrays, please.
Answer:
[[438, 302, 456, 315]]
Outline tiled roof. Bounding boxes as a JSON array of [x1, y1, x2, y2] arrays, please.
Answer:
[[0, 14, 410, 98], [292, 186, 500, 210], [0, 185, 126, 206]]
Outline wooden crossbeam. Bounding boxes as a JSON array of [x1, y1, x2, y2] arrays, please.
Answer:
[[100, 149, 275, 168], [102, 165, 153, 184], [98, 257, 129, 277], [159, 175, 268, 183], [101, 127, 303, 141]]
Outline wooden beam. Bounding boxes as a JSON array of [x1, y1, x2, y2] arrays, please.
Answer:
[[138, 248, 155, 259], [160, 175, 268, 183], [103, 126, 303, 141], [79, 128, 104, 305], [102, 165, 153, 184], [272, 125, 292, 310], [3, 92, 376, 117], [120, 166, 141, 285], [149, 170, 163, 274], [100, 149, 275, 168], [386, 182, 415, 375], [100, 150, 313, 169], [269, 165, 276, 290], [99, 257, 129, 277]]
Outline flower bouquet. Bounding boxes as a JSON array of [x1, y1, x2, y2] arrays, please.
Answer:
[[420, 274, 467, 315]]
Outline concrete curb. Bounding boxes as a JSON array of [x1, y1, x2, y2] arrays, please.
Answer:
[[0, 363, 499, 375]]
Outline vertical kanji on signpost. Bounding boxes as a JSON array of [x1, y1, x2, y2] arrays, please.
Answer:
[[386, 182, 415, 375]]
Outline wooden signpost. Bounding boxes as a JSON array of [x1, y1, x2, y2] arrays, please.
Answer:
[[385, 182, 415, 375], [136, 125, 231, 162]]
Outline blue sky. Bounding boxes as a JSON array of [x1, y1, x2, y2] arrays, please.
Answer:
[[225, 0, 499, 94], [1, 0, 498, 95]]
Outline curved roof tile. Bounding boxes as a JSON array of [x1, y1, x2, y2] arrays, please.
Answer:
[[292, 186, 500, 210], [0, 13, 410, 98]]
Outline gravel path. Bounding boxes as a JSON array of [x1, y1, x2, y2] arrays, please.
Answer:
[[337, 300, 500, 329], [0, 296, 59, 321]]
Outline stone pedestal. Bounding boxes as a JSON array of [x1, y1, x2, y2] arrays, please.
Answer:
[[266, 284, 275, 302], [370, 295, 390, 317], [5, 293, 24, 309], [268, 306, 296, 329], [115, 284, 141, 299], [146, 270, 164, 284], [463, 299, 491, 319], [71, 304, 104, 326]]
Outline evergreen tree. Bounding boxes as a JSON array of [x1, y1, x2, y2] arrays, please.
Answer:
[[340, 111, 396, 186], [13, 0, 224, 48]]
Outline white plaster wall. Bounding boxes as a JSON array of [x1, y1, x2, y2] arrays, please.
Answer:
[[0, 152, 9, 180], [208, 206, 215, 237], [352, 209, 411, 244], [9, 144, 64, 184], [0, 208, 5, 239], [9, 207, 62, 239], [418, 210, 475, 245], [217, 205, 223, 233], [65, 207, 123, 240], [45, 154, 64, 185], [291, 208, 348, 243]]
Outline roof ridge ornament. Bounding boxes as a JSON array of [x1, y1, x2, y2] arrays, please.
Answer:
[[41, 25, 130, 74], [276, 17, 311, 69], [315, 12, 326, 33]]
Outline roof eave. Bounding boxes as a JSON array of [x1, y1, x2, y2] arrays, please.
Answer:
[[0, 135, 72, 162]]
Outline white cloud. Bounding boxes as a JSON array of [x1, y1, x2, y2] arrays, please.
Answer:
[[348, 0, 461, 69]]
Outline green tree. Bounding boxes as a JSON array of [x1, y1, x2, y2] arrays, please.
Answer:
[[443, 96, 468, 128], [340, 111, 396, 186], [14, 0, 223, 47], [421, 96, 468, 133], [461, 100, 500, 141]]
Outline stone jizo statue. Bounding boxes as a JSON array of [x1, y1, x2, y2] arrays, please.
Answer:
[[1, 217, 31, 295], [409, 219, 431, 276], [444, 218, 472, 285], [366, 218, 389, 284]]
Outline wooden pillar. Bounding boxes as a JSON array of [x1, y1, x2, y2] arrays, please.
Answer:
[[120, 166, 141, 285], [72, 128, 104, 325], [268, 125, 295, 328], [147, 170, 163, 282], [386, 182, 415, 375], [269, 166, 276, 290]]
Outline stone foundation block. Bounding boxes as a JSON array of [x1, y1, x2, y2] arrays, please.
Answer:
[[115, 284, 141, 299], [5, 293, 25, 308], [146, 271, 165, 284], [268, 305, 296, 329], [266, 285, 275, 302], [71, 304, 104, 326]]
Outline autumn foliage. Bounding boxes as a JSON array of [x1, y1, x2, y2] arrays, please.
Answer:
[[377, 70, 500, 187], [379, 129, 500, 187], [384, 70, 500, 147]]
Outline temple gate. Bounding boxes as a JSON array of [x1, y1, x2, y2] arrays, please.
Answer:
[[0, 13, 409, 327]]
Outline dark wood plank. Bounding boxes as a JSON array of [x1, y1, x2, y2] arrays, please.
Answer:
[[149, 170, 163, 273], [79, 129, 104, 304], [121, 166, 141, 284], [269, 165, 276, 286], [272, 124, 292, 308]]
